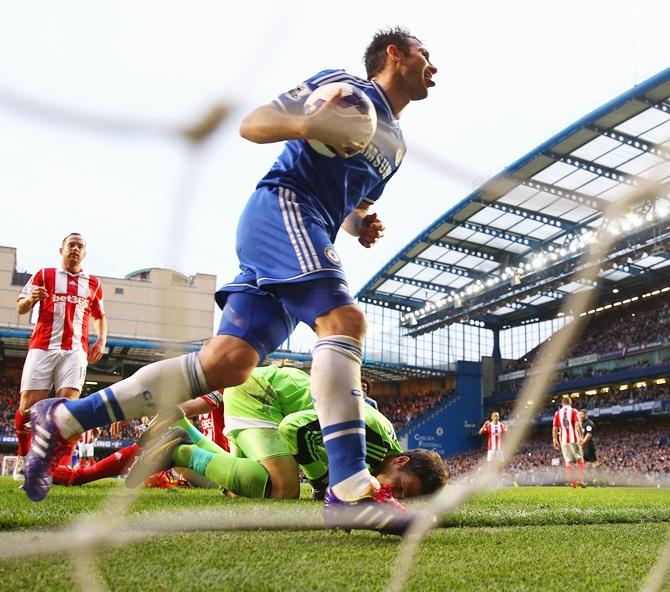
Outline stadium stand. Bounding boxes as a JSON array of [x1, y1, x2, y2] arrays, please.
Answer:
[[447, 417, 670, 484]]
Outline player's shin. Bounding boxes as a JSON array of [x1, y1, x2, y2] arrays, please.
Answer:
[[76, 444, 140, 484], [14, 408, 31, 457], [54, 353, 209, 439], [311, 336, 370, 501], [172, 445, 270, 498]]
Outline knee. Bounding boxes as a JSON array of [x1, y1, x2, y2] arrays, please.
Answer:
[[269, 479, 300, 500], [316, 305, 367, 339], [199, 336, 258, 390], [20, 391, 45, 411]]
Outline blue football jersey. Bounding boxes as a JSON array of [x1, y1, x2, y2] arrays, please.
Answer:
[[261, 69, 406, 239]]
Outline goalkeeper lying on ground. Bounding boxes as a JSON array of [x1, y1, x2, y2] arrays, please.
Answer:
[[129, 365, 447, 500]]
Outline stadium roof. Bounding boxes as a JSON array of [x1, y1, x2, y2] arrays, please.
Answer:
[[357, 67, 670, 336]]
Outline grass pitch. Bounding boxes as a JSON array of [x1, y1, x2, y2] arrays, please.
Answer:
[[0, 477, 669, 591]]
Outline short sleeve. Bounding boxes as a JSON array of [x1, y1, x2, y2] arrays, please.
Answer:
[[585, 424, 593, 433], [273, 69, 344, 115], [361, 178, 390, 205], [18, 270, 42, 301]]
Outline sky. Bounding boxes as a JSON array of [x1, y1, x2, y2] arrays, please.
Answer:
[[1, 0, 669, 325]]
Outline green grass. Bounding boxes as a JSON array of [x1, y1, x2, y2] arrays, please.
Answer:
[[1, 477, 670, 591]]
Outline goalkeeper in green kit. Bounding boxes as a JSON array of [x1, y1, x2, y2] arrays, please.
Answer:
[[129, 365, 447, 502]]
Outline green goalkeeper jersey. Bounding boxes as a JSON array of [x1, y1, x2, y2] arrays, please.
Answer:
[[278, 404, 403, 477], [223, 365, 313, 434]]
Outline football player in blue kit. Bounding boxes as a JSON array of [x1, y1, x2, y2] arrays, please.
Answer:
[[24, 26, 438, 535]]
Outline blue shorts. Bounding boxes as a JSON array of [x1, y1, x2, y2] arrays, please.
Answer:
[[215, 185, 355, 360], [233, 185, 346, 286], [216, 280, 354, 361]]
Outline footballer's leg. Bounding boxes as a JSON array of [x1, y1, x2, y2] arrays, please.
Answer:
[[24, 289, 291, 501], [23, 351, 213, 501], [138, 424, 274, 499], [274, 280, 422, 534]]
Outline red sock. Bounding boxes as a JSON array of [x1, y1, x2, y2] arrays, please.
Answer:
[[14, 408, 31, 457], [74, 444, 140, 485], [577, 460, 584, 481], [565, 463, 574, 482], [57, 443, 76, 467]]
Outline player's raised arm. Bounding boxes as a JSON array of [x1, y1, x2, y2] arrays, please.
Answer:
[[239, 102, 308, 144], [240, 94, 373, 157]]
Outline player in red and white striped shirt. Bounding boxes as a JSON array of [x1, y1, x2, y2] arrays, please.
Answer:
[[479, 411, 508, 462], [552, 394, 585, 487], [76, 428, 102, 469], [196, 391, 229, 451], [13, 233, 107, 480]]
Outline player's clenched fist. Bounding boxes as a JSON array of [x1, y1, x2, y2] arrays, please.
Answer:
[[30, 287, 49, 304], [358, 213, 385, 248]]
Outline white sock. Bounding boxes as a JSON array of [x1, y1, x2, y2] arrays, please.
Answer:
[[55, 353, 209, 440], [311, 335, 372, 501]]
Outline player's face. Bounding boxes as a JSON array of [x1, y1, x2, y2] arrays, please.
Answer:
[[398, 39, 437, 101], [579, 411, 586, 422], [377, 458, 423, 499], [60, 235, 87, 271], [491, 412, 500, 423]]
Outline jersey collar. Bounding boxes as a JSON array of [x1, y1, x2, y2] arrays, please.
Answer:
[[370, 81, 397, 122]]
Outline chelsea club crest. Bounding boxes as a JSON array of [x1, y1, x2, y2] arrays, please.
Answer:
[[324, 246, 341, 266]]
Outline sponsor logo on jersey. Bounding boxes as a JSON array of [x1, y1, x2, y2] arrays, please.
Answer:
[[52, 294, 88, 308], [361, 142, 392, 180], [324, 246, 341, 266]]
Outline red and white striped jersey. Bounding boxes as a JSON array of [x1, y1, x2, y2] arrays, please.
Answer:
[[553, 405, 580, 444], [19, 268, 104, 352], [483, 421, 507, 451], [198, 391, 230, 452]]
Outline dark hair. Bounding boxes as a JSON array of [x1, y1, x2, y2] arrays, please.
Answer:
[[62, 232, 83, 246], [361, 378, 372, 392], [402, 448, 448, 495], [363, 26, 420, 79]]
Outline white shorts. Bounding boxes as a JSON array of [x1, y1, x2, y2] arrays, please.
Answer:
[[20, 349, 87, 392], [487, 449, 504, 462], [561, 442, 583, 464], [77, 442, 95, 458]]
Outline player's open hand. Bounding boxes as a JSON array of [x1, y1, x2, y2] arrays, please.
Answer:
[[305, 89, 374, 157], [88, 339, 105, 364], [358, 213, 385, 248]]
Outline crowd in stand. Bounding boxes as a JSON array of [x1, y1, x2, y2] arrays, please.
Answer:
[[504, 296, 670, 375], [0, 374, 451, 440], [376, 391, 452, 431], [490, 382, 670, 422], [0, 378, 16, 437], [447, 418, 670, 482]]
